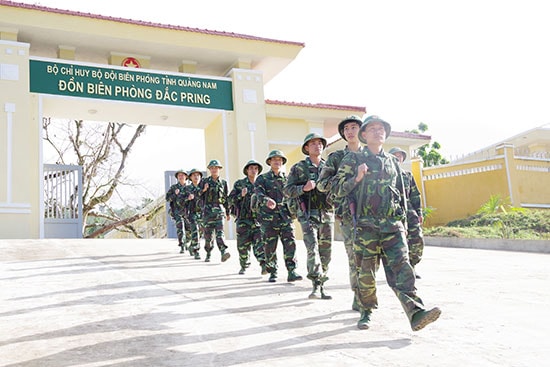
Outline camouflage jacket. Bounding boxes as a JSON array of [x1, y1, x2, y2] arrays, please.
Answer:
[[165, 182, 188, 217], [228, 177, 256, 221], [334, 148, 408, 232], [253, 170, 293, 222], [284, 157, 332, 217], [182, 183, 203, 218], [200, 176, 229, 216], [402, 170, 423, 227], [317, 146, 364, 221]]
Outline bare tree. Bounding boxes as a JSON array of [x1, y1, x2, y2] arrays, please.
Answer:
[[43, 118, 147, 237]]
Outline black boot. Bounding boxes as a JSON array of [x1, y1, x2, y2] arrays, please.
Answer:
[[205, 251, 211, 262], [221, 249, 231, 262], [319, 285, 332, 300], [411, 307, 441, 331], [357, 309, 372, 330], [287, 270, 303, 282], [308, 282, 320, 299]]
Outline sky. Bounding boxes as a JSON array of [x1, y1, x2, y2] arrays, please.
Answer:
[[20, 0, 550, 202]]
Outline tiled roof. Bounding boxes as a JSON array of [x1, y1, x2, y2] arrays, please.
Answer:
[[0, 0, 304, 46], [266, 99, 366, 112]]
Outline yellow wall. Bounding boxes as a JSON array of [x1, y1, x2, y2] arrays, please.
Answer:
[[423, 139, 550, 226], [0, 40, 42, 238], [515, 159, 550, 206]]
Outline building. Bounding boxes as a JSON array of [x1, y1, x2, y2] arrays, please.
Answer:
[[0, 1, 429, 239]]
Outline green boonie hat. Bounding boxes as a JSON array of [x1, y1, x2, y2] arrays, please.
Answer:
[[188, 168, 203, 177], [358, 115, 392, 144], [301, 132, 327, 155], [207, 159, 223, 169], [389, 147, 407, 160], [265, 149, 287, 165], [338, 115, 363, 141], [243, 159, 263, 176], [174, 169, 188, 179]]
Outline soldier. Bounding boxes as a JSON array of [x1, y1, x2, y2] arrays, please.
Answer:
[[228, 159, 267, 275], [389, 147, 425, 279], [200, 159, 231, 263], [317, 115, 364, 309], [183, 168, 204, 260], [334, 115, 440, 331], [254, 150, 303, 283], [165, 169, 190, 253], [284, 133, 334, 299]]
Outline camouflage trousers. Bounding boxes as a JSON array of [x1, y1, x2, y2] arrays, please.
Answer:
[[173, 214, 191, 246], [340, 220, 358, 294], [236, 219, 265, 268], [260, 219, 298, 274], [299, 215, 332, 284], [203, 214, 227, 254], [354, 224, 425, 322], [407, 223, 424, 267], [187, 215, 202, 255]]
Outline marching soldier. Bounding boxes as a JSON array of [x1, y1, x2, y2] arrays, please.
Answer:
[[389, 147, 425, 279], [228, 159, 267, 275], [334, 115, 440, 331], [254, 150, 303, 283], [183, 168, 204, 259], [200, 159, 231, 263], [284, 133, 334, 299], [165, 169, 190, 253], [317, 115, 364, 309]]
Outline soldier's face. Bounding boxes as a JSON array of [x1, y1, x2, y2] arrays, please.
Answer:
[[305, 138, 324, 156], [343, 122, 360, 142], [395, 152, 405, 163], [362, 121, 386, 145], [269, 156, 284, 169], [209, 166, 220, 177], [190, 172, 201, 184], [177, 173, 187, 183], [247, 165, 259, 177]]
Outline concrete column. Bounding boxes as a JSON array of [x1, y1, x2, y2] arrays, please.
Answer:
[[496, 143, 520, 207], [0, 40, 40, 238]]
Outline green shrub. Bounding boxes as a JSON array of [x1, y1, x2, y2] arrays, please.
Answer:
[[425, 209, 550, 240]]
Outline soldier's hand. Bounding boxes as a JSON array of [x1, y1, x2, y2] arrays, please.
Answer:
[[303, 180, 316, 192], [175, 189, 180, 195], [266, 198, 276, 210], [226, 214, 231, 221], [202, 183, 209, 192], [241, 187, 247, 197], [355, 163, 368, 182], [188, 193, 194, 200]]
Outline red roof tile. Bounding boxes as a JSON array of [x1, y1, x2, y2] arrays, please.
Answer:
[[0, 0, 304, 46], [266, 99, 366, 112]]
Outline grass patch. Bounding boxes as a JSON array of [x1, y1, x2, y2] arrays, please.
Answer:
[[424, 210, 550, 240]]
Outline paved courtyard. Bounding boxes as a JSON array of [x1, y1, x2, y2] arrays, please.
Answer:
[[1, 238, 549, 366]]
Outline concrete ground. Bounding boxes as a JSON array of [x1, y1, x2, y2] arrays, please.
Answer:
[[1, 238, 549, 367]]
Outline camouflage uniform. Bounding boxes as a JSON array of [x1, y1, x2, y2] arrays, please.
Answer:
[[228, 174, 266, 273], [200, 173, 230, 261], [284, 155, 333, 297], [182, 175, 204, 259], [334, 115, 440, 331], [165, 171, 191, 252], [403, 172, 424, 267], [318, 146, 365, 306], [254, 153, 301, 283]]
